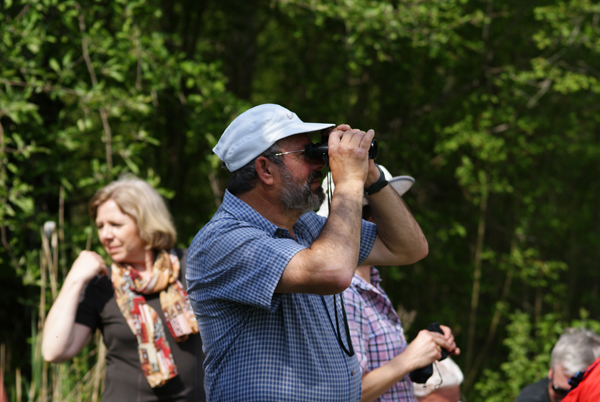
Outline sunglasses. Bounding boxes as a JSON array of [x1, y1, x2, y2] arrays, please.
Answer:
[[551, 374, 570, 399]]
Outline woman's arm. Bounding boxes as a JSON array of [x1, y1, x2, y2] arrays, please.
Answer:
[[42, 251, 107, 362], [360, 326, 459, 402]]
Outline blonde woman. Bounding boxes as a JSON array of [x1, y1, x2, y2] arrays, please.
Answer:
[[42, 177, 205, 402]]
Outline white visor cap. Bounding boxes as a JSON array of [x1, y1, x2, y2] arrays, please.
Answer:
[[213, 104, 335, 172], [412, 357, 464, 397], [316, 165, 415, 217]]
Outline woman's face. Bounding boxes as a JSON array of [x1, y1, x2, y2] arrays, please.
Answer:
[[96, 199, 146, 264]]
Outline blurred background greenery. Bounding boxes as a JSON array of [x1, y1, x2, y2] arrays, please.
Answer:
[[2, 0, 600, 400]]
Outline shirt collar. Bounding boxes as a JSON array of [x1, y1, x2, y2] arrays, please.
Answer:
[[220, 190, 311, 240], [369, 266, 382, 286], [221, 190, 280, 236], [351, 266, 383, 292]]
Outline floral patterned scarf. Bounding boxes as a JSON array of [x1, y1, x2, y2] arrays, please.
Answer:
[[111, 250, 199, 388]]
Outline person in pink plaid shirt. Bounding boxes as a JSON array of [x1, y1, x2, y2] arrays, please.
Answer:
[[344, 264, 459, 402], [319, 166, 460, 402]]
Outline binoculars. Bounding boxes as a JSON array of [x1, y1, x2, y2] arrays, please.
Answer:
[[304, 139, 378, 162]]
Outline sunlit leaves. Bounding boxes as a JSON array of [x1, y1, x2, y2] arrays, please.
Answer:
[[1, 1, 236, 391], [278, 0, 485, 65]]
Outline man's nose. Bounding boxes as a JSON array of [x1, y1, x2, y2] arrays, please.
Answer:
[[311, 155, 327, 171]]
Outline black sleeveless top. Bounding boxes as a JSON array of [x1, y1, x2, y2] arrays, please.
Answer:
[[75, 249, 206, 402]]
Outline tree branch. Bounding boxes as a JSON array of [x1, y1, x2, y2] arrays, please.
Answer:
[[75, 2, 113, 174], [465, 170, 489, 381], [464, 254, 515, 390], [0, 79, 78, 95], [527, 78, 551, 108], [14, 4, 31, 22]]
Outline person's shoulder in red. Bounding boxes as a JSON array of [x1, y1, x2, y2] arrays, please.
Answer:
[[562, 355, 600, 402]]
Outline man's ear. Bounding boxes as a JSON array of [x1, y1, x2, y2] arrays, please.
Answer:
[[255, 156, 277, 186], [548, 367, 554, 379]]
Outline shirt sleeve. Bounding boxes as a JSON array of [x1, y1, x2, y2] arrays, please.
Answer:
[[300, 212, 377, 266], [187, 219, 306, 312], [343, 284, 371, 374], [75, 276, 112, 332], [358, 219, 377, 264]]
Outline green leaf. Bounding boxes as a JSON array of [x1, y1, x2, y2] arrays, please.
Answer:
[[49, 58, 61, 73]]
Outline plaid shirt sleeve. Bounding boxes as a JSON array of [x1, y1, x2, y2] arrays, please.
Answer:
[[188, 218, 306, 311], [301, 210, 377, 266]]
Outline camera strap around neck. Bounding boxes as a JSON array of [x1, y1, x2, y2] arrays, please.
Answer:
[[322, 170, 354, 357]]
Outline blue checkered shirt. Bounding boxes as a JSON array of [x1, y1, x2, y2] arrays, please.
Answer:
[[187, 190, 378, 401]]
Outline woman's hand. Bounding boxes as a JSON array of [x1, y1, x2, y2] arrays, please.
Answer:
[[401, 327, 458, 372], [360, 325, 459, 402], [440, 324, 460, 356], [67, 250, 108, 286]]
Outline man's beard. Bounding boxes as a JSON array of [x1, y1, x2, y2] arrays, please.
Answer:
[[279, 165, 325, 215]]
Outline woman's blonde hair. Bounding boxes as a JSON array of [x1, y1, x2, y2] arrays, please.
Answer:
[[89, 176, 176, 250]]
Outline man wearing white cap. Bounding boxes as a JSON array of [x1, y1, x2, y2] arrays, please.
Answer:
[[186, 104, 433, 401]]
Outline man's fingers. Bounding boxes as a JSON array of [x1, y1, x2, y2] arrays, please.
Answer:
[[328, 128, 343, 141], [360, 129, 375, 149], [339, 129, 370, 152], [330, 127, 373, 154], [347, 129, 366, 148], [354, 129, 374, 152]]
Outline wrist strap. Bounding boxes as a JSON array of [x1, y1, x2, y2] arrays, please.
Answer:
[[364, 164, 389, 196]]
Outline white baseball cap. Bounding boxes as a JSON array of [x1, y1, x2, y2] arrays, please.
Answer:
[[213, 104, 335, 172], [316, 165, 415, 217]]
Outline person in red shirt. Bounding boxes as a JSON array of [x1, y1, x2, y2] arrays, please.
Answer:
[[515, 327, 600, 402], [561, 355, 600, 402]]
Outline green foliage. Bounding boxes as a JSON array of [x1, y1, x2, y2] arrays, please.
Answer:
[[4, 0, 600, 400], [1, 0, 240, 399]]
